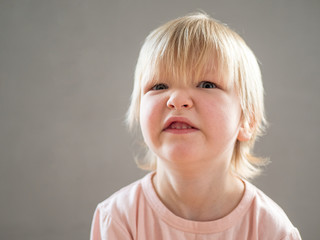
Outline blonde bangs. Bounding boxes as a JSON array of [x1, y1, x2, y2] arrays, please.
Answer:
[[141, 16, 224, 89]]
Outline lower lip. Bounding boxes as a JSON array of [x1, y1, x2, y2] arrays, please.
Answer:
[[163, 128, 198, 134]]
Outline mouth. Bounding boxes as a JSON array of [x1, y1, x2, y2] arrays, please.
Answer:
[[166, 121, 195, 130], [163, 117, 198, 133]]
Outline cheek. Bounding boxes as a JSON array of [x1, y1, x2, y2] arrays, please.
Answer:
[[201, 96, 242, 135], [139, 97, 163, 142], [139, 99, 151, 136]]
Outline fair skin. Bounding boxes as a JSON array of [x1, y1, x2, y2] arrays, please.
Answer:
[[139, 67, 252, 221]]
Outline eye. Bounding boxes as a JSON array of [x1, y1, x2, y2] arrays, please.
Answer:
[[151, 83, 168, 90], [197, 81, 217, 89]]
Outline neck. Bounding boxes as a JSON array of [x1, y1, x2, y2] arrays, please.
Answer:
[[153, 160, 244, 221]]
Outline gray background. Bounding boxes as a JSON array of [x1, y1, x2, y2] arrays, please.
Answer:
[[1, 0, 319, 239]]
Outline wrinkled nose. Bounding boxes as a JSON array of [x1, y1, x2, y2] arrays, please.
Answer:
[[167, 90, 193, 110]]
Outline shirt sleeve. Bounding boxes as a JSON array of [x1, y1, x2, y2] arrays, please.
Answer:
[[281, 227, 302, 240], [90, 205, 133, 240]]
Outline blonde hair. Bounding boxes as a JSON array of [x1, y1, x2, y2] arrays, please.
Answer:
[[126, 12, 268, 180]]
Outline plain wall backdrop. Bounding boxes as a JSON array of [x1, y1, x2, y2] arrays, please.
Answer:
[[1, 0, 319, 239]]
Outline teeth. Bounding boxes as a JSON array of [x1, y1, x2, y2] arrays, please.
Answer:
[[169, 122, 192, 129]]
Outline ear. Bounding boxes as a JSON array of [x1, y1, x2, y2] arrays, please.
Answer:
[[237, 121, 253, 142]]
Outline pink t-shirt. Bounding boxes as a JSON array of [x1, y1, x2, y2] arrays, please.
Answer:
[[90, 172, 301, 239]]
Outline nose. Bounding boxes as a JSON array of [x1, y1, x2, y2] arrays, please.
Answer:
[[167, 90, 193, 110]]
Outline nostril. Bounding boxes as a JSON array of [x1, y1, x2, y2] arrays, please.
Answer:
[[168, 103, 175, 109]]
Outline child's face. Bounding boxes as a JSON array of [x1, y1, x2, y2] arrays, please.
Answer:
[[139, 67, 246, 168]]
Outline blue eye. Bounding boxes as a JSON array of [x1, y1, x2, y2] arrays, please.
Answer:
[[197, 81, 217, 89], [151, 83, 168, 90]]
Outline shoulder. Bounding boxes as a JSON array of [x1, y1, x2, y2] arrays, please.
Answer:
[[90, 177, 143, 240], [97, 176, 145, 222], [246, 181, 301, 239], [92, 173, 152, 238]]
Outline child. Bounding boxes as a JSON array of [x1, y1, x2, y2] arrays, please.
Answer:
[[90, 12, 301, 239]]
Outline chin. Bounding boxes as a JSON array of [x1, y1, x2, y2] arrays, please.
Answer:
[[160, 145, 202, 163]]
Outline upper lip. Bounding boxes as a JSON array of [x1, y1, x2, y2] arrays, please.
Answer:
[[163, 116, 198, 130]]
